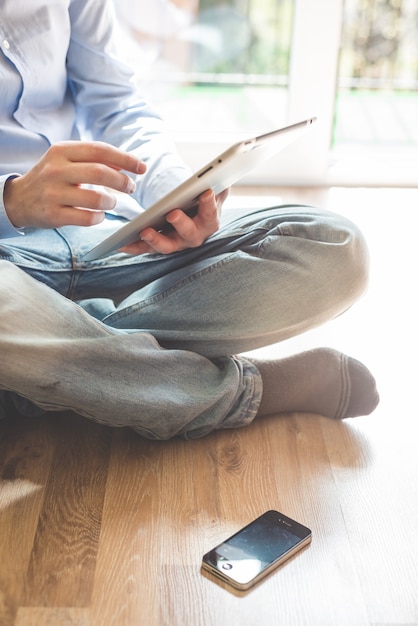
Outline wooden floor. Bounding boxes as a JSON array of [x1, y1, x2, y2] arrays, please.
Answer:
[[1, 187, 417, 626]]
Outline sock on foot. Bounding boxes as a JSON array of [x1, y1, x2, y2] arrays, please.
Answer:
[[250, 347, 379, 420]]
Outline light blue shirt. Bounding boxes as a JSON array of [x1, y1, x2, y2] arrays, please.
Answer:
[[0, 0, 191, 237]]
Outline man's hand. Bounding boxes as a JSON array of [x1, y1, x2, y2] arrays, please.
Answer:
[[120, 188, 230, 255], [3, 141, 146, 229]]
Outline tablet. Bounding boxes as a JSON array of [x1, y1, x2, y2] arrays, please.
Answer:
[[83, 117, 316, 260]]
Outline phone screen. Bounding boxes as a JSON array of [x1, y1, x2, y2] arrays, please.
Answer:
[[202, 510, 311, 590]]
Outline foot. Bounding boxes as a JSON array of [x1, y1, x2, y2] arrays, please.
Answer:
[[249, 347, 379, 420]]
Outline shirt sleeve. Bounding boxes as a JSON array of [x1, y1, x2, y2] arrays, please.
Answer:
[[0, 174, 24, 239], [66, 0, 192, 213]]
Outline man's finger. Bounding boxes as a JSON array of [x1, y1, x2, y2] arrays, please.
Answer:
[[55, 141, 146, 175]]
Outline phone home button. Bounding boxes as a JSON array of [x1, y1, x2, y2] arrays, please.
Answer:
[[221, 563, 233, 570]]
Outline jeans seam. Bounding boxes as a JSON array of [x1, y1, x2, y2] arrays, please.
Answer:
[[104, 252, 239, 325]]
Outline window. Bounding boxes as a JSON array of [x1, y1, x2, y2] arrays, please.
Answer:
[[115, 0, 293, 135], [333, 0, 418, 185], [114, 0, 418, 186]]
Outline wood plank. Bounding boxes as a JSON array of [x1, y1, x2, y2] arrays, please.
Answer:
[[322, 415, 418, 624], [15, 607, 90, 626], [90, 430, 221, 625], [21, 413, 111, 608], [0, 415, 57, 626]]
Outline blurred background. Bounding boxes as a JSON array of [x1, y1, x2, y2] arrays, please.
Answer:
[[113, 0, 418, 187]]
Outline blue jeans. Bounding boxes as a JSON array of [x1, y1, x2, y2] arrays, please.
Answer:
[[0, 206, 369, 439]]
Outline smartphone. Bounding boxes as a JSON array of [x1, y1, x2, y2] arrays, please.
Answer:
[[201, 510, 312, 591]]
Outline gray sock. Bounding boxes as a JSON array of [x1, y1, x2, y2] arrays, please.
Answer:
[[250, 348, 379, 420]]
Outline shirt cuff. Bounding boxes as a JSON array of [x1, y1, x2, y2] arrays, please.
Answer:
[[0, 174, 24, 238]]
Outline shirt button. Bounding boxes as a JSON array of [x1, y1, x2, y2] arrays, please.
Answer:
[[2, 39, 10, 50]]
